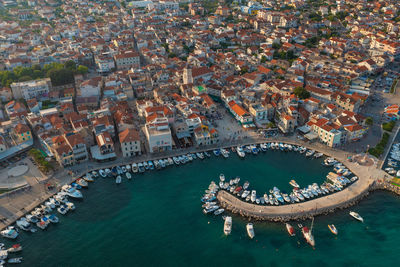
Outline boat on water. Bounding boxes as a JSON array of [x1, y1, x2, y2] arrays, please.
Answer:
[[328, 224, 338, 235], [204, 151, 211, 157], [289, 179, 299, 188], [138, 162, 145, 173], [220, 174, 225, 182], [213, 149, 221, 156], [126, 172, 132, 179], [99, 169, 106, 178], [246, 223, 255, 239], [306, 150, 315, 157], [116, 175, 122, 184], [224, 216, 232, 235], [1, 226, 18, 239], [214, 208, 224, 216], [61, 185, 83, 199], [286, 223, 295, 236], [8, 257, 23, 264], [221, 148, 229, 158], [132, 163, 138, 173], [76, 178, 88, 188], [302, 218, 315, 247], [7, 244, 22, 253], [236, 146, 245, 158], [349, 211, 364, 222], [0, 250, 8, 261], [314, 152, 323, 158], [16, 218, 31, 232], [83, 174, 94, 182]]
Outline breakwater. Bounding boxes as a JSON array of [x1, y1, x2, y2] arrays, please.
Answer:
[[217, 178, 400, 222]]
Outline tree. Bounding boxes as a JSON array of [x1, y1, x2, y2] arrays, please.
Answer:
[[260, 55, 267, 63], [293, 86, 310, 99], [77, 65, 88, 75], [365, 117, 373, 126], [47, 68, 74, 86], [64, 60, 76, 70]]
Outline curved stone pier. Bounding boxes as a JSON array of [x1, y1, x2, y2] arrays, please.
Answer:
[[216, 146, 384, 222]]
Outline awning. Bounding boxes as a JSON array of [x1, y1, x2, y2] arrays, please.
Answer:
[[304, 132, 318, 140], [297, 125, 310, 134]]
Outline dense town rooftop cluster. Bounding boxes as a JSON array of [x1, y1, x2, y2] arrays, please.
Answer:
[[0, 0, 399, 166]]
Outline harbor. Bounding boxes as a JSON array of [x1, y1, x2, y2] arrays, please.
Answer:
[[0, 141, 399, 265]]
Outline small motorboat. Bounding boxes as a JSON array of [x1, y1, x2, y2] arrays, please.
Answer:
[[8, 257, 23, 264], [1, 226, 18, 239], [214, 208, 224, 216], [328, 224, 338, 235], [286, 223, 295, 236], [7, 244, 22, 253], [224, 216, 232, 235], [66, 202, 75, 211], [349, 211, 364, 222], [83, 174, 94, 182], [116, 175, 122, 184], [246, 223, 255, 239], [289, 180, 299, 188], [126, 172, 132, 179]]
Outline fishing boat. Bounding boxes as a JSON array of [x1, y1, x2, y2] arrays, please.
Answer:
[[243, 181, 250, 190], [1, 226, 18, 239], [250, 145, 258, 154], [204, 151, 211, 157], [224, 216, 232, 235], [328, 224, 338, 235], [148, 161, 154, 170], [167, 158, 174, 165], [250, 190, 256, 203], [286, 223, 295, 236], [57, 206, 67, 215], [349, 211, 364, 222], [289, 180, 299, 188], [126, 172, 132, 179], [7, 244, 22, 253], [116, 175, 122, 184], [302, 218, 315, 247], [220, 174, 225, 182], [213, 149, 221, 156], [246, 223, 255, 239]]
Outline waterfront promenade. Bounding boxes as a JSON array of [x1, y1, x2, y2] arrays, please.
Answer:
[[0, 136, 390, 230]]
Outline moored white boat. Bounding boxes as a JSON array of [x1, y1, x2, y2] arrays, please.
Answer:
[[1, 226, 18, 239], [286, 223, 295, 236], [126, 172, 132, 179], [349, 211, 363, 222], [246, 223, 255, 239], [116, 175, 122, 184], [224, 216, 232, 235]]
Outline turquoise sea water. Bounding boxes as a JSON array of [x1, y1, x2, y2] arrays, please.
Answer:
[[3, 150, 400, 266]]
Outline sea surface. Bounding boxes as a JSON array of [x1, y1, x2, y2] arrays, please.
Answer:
[[4, 150, 400, 266]]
